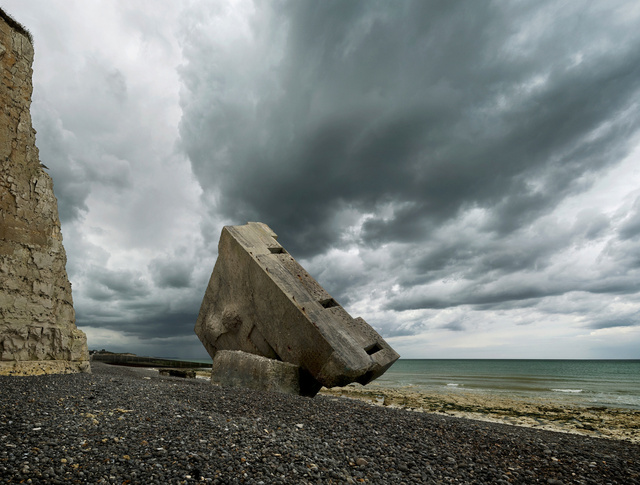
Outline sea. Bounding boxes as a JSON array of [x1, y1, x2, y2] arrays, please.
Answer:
[[183, 357, 640, 410], [369, 359, 640, 410]]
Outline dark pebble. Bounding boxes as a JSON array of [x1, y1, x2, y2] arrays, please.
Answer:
[[0, 362, 638, 484]]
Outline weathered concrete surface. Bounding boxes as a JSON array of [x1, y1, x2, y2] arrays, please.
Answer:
[[195, 222, 399, 392], [0, 9, 89, 376], [211, 350, 323, 397]]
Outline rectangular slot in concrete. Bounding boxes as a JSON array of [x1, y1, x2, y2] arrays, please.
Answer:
[[365, 343, 383, 355], [319, 298, 339, 309], [268, 247, 286, 254]]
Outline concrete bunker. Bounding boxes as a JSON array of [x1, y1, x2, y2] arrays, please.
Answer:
[[195, 222, 399, 396]]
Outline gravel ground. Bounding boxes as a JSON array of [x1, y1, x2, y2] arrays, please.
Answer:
[[320, 385, 640, 444], [1, 362, 638, 484]]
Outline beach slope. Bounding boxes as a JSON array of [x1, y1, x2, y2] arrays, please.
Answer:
[[1, 362, 638, 483], [320, 384, 640, 444]]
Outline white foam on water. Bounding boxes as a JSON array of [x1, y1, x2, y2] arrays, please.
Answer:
[[551, 388, 583, 393], [446, 383, 460, 387]]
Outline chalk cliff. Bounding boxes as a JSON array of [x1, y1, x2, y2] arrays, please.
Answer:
[[0, 9, 90, 375]]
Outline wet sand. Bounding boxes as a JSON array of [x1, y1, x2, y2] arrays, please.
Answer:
[[320, 384, 640, 444]]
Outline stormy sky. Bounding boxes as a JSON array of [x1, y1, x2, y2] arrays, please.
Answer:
[[4, 0, 640, 359]]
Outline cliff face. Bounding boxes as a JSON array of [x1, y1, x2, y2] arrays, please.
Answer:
[[0, 10, 90, 375]]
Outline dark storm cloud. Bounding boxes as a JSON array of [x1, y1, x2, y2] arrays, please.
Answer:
[[389, 209, 615, 302], [32, 107, 90, 223], [5, 0, 639, 357], [75, 267, 205, 338], [585, 314, 640, 330], [388, 283, 560, 312], [84, 267, 150, 302], [180, 0, 640, 262], [149, 258, 194, 289], [73, 261, 208, 341], [76, 310, 200, 340], [32, 56, 134, 224], [618, 195, 640, 241], [440, 321, 466, 332]]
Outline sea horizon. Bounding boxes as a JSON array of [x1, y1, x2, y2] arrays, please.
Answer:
[[163, 356, 640, 410], [367, 358, 640, 410], [169, 356, 640, 361]]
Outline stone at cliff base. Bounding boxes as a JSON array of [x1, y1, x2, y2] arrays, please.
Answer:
[[195, 222, 399, 396], [0, 9, 90, 375]]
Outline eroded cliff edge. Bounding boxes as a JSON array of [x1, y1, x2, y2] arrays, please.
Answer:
[[0, 9, 90, 375]]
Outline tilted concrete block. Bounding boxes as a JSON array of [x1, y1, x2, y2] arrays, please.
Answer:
[[195, 222, 399, 392]]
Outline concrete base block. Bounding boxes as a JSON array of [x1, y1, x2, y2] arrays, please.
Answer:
[[211, 350, 322, 397]]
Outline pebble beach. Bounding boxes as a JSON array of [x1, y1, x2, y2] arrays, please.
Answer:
[[1, 362, 639, 484], [320, 384, 640, 444]]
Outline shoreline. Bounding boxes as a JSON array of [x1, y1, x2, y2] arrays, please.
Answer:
[[319, 384, 640, 444]]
